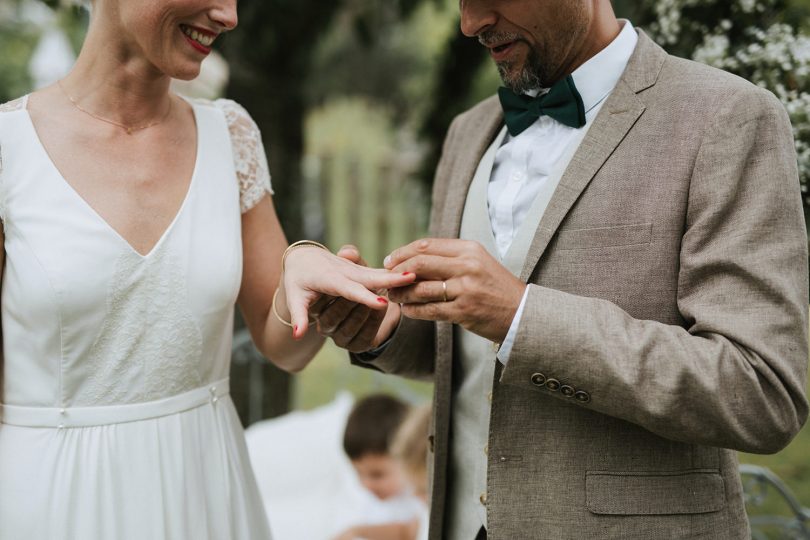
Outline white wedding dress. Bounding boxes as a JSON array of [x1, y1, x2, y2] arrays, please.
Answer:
[[0, 95, 274, 539]]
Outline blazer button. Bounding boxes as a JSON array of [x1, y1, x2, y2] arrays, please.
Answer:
[[560, 385, 575, 397], [530, 373, 546, 387], [546, 378, 561, 392], [574, 390, 591, 403]]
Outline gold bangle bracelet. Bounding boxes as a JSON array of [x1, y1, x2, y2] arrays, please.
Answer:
[[275, 241, 329, 329], [281, 240, 329, 273], [272, 288, 294, 328]]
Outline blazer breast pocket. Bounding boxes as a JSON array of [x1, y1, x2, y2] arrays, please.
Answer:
[[585, 471, 726, 515], [554, 223, 652, 250]]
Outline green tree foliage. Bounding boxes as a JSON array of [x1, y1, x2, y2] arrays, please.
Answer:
[[0, 21, 38, 103], [219, 0, 441, 418]]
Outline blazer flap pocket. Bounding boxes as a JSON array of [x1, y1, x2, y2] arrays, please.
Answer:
[[555, 223, 652, 250], [586, 471, 725, 515]]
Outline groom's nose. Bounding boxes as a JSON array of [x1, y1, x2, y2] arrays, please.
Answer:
[[460, 0, 498, 37]]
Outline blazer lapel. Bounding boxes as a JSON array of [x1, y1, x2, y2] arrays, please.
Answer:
[[436, 100, 504, 239], [519, 31, 666, 282]]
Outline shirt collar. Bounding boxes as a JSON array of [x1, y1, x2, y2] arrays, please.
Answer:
[[572, 20, 638, 113]]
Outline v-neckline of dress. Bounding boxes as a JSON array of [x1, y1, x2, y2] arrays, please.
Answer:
[[20, 94, 201, 259]]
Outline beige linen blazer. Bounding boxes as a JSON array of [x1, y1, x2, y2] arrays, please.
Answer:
[[357, 31, 809, 539]]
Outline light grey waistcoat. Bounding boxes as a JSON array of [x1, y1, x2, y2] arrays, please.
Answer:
[[447, 124, 590, 540]]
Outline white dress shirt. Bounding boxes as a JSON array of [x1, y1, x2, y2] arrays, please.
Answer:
[[496, 21, 638, 364]]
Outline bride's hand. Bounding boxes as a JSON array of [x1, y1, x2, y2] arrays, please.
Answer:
[[282, 245, 415, 338], [311, 245, 401, 352]]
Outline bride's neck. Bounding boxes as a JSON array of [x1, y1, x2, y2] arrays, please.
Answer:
[[60, 23, 173, 126]]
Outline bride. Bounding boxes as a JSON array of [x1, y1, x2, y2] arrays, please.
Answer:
[[0, 0, 412, 538]]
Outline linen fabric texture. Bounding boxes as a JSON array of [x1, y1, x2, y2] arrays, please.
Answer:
[[354, 30, 809, 540]]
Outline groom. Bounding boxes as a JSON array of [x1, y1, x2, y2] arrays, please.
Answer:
[[314, 1, 809, 538]]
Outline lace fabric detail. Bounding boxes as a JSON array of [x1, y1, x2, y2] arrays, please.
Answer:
[[76, 243, 204, 405], [0, 98, 24, 225], [213, 99, 273, 213], [0, 97, 26, 114]]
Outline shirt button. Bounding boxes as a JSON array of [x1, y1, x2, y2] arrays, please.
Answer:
[[59, 408, 66, 415], [484, 444, 489, 456], [209, 386, 217, 394], [479, 492, 488, 505], [487, 391, 493, 403], [491, 342, 500, 353]]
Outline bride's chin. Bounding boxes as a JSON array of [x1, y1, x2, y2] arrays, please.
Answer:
[[172, 71, 201, 82], [169, 64, 203, 82]]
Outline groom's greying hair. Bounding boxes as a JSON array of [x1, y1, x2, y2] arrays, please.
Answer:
[[343, 394, 409, 459]]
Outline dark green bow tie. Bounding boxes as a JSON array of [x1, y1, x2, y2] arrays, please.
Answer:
[[498, 75, 586, 136]]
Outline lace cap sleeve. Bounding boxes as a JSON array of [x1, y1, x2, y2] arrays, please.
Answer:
[[0, 97, 26, 225], [214, 99, 273, 213]]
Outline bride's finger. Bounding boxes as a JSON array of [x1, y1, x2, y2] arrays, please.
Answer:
[[345, 267, 416, 291], [284, 286, 314, 339], [327, 278, 391, 311]]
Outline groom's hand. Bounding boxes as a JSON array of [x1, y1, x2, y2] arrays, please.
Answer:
[[385, 238, 525, 343], [311, 245, 401, 353]]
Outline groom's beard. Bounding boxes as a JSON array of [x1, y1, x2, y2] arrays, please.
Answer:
[[496, 46, 544, 94], [480, 31, 554, 94]]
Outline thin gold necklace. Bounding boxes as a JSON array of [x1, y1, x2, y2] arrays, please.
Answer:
[[57, 80, 173, 135]]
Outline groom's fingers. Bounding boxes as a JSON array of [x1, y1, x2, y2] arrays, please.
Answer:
[[388, 255, 458, 282], [384, 238, 476, 270], [400, 301, 455, 323], [388, 280, 452, 304], [331, 305, 375, 349], [310, 295, 337, 316], [346, 309, 386, 352], [317, 297, 357, 333], [336, 244, 367, 266]]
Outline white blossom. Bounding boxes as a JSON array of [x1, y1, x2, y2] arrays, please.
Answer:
[[645, 0, 810, 204]]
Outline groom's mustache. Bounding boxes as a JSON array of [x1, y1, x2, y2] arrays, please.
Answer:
[[478, 30, 525, 48]]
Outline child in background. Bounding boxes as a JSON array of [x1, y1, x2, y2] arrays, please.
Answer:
[[332, 395, 423, 540], [392, 403, 432, 540]]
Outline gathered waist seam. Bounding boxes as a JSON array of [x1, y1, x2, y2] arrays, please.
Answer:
[[0, 378, 230, 428]]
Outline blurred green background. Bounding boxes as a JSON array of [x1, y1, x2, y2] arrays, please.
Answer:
[[2, 0, 809, 530]]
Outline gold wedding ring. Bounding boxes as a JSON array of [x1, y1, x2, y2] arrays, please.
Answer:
[[442, 281, 448, 302]]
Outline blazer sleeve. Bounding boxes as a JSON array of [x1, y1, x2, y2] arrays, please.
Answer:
[[500, 86, 809, 454]]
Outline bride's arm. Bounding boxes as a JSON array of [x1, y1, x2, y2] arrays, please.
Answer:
[[237, 197, 416, 373], [237, 196, 322, 373]]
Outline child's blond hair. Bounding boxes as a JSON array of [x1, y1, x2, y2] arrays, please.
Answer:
[[391, 402, 431, 481]]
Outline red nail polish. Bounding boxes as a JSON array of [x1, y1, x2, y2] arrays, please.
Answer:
[[377, 297, 389, 304], [402, 272, 412, 276]]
